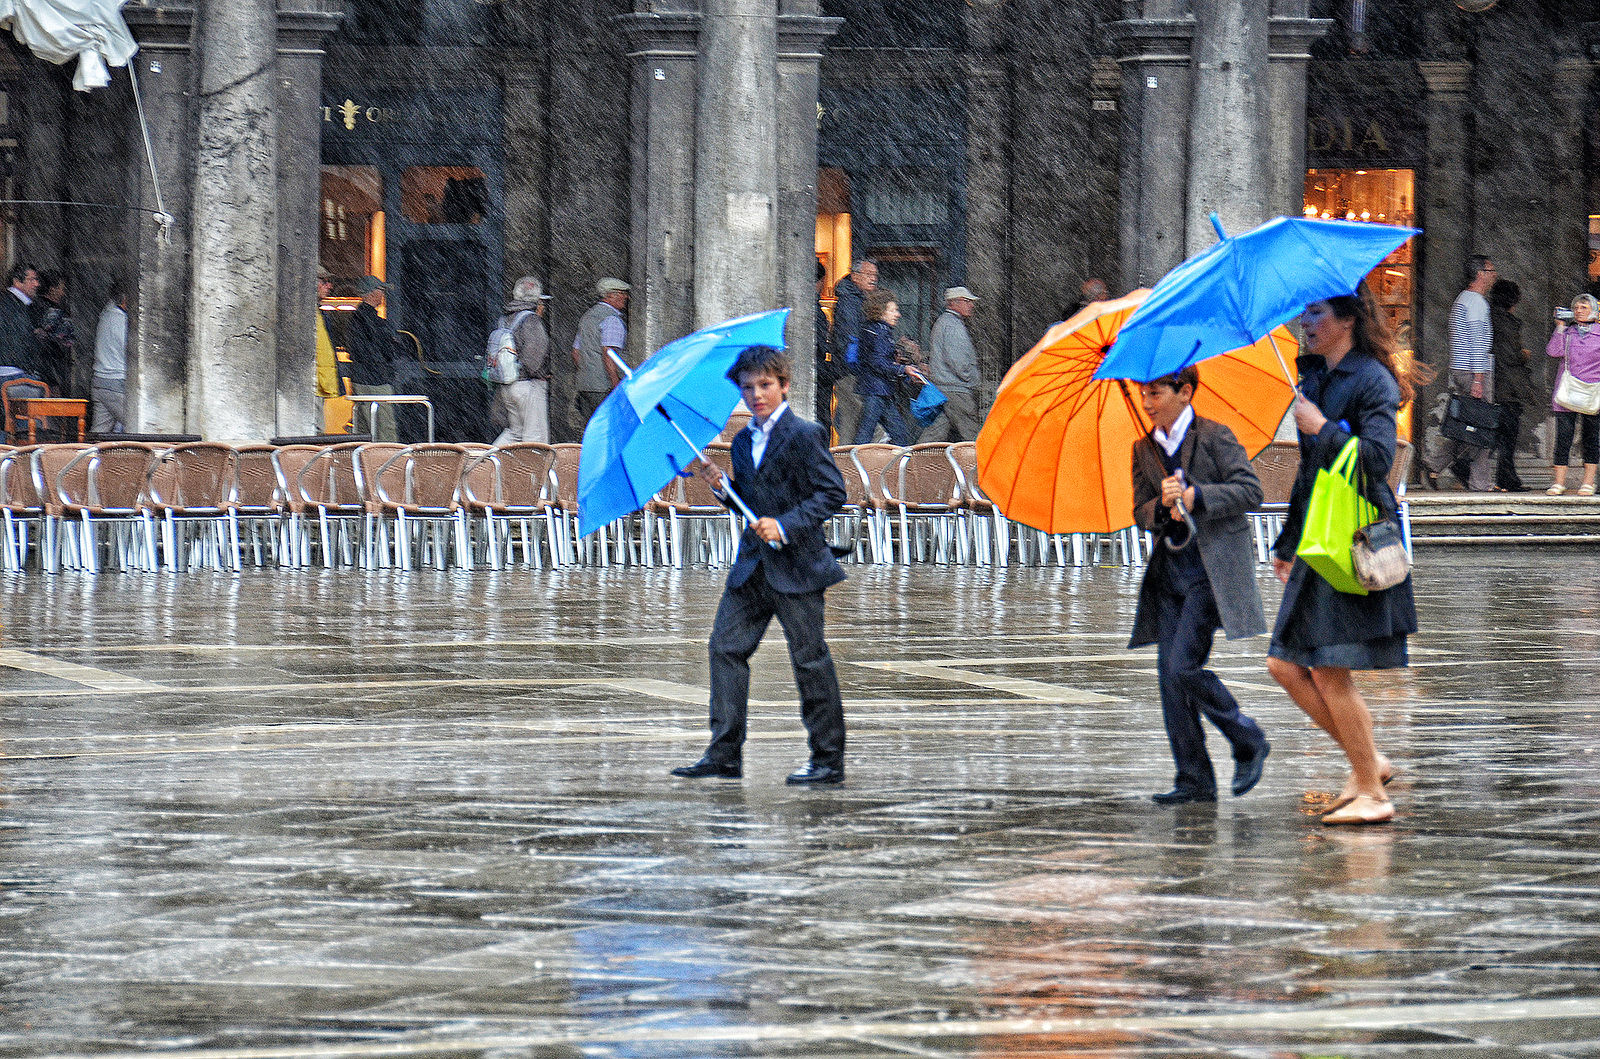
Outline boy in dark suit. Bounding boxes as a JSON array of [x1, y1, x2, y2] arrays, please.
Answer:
[[672, 345, 850, 785], [1130, 366, 1271, 804]]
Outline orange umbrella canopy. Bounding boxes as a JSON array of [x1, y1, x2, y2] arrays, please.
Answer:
[[976, 289, 1296, 535]]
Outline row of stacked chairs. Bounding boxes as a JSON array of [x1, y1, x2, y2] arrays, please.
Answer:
[[0, 438, 1404, 574]]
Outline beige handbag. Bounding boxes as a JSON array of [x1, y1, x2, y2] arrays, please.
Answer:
[[1553, 332, 1600, 415], [1554, 369, 1600, 416]]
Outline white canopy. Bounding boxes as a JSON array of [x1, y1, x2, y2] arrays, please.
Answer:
[[0, 0, 137, 91]]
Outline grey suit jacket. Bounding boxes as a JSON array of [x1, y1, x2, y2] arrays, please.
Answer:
[[1128, 415, 1266, 647]]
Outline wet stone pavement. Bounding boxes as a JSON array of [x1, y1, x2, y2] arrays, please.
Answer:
[[2, 548, 1600, 1058]]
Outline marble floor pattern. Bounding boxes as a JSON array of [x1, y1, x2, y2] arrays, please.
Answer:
[[2, 549, 1600, 1057]]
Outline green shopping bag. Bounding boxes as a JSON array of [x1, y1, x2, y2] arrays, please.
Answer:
[[1296, 437, 1381, 595]]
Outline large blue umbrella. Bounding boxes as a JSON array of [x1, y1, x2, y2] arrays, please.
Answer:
[[1095, 214, 1419, 384], [577, 308, 790, 538]]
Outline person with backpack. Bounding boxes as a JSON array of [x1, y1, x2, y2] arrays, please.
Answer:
[[829, 259, 875, 445], [488, 276, 553, 445]]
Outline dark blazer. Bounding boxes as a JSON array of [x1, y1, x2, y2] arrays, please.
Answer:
[[1129, 416, 1267, 647], [726, 408, 848, 595], [854, 320, 908, 399], [345, 302, 397, 386], [1272, 351, 1417, 650], [0, 291, 40, 376]]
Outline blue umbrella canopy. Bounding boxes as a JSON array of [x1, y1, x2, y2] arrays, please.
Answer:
[[1095, 215, 1418, 383], [577, 308, 790, 537]]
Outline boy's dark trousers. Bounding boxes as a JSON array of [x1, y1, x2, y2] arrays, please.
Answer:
[[705, 564, 844, 769], [1153, 558, 1267, 796]]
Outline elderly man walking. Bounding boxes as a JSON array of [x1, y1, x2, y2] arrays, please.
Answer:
[[573, 277, 629, 428], [922, 286, 983, 442]]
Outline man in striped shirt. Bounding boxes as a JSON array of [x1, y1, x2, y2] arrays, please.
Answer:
[[1426, 255, 1497, 491]]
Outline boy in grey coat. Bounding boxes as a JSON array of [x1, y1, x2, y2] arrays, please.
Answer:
[[1129, 365, 1270, 804]]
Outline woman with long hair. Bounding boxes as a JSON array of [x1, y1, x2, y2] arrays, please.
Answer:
[[1266, 283, 1418, 826]]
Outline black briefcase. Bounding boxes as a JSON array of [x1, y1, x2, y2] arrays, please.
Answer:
[[1441, 394, 1501, 447]]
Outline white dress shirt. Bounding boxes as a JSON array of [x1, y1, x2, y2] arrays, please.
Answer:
[[1153, 404, 1194, 458], [749, 401, 788, 469]]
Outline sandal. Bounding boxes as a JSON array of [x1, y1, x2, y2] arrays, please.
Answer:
[[1548, 484, 1567, 496], [1580, 484, 1597, 496], [1321, 793, 1394, 826]]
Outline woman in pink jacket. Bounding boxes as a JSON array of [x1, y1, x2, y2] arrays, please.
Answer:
[[1547, 293, 1600, 495]]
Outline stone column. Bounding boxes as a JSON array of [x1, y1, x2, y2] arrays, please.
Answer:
[[1264, 2, 1327, 217], [275, 4, 341, 438], [1109, 4, 1194, 288], [694, 0, 780, 329], [616, 11, 700, 364], [775, 13, 840, 419], [1186, 0, 1270, 252], [963, 55, 1012, 388], [1416, 61, 1472, 452], [188, 0, 279, 440], [122, 10, 195, 435]]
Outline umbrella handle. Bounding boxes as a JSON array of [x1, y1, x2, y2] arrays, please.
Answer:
[[1164, 470, 1198, 552], [662, 411, 781, 550]]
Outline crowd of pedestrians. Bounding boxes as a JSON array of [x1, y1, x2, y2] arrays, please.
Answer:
[[1419, 253, 1600, 495]]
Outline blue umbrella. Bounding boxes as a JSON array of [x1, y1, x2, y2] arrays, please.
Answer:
[[1095, 214, 1419, 384], [577, 308, 790, 538]]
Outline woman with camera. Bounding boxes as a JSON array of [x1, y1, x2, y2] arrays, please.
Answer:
[[1545, 293, 1600, 496]]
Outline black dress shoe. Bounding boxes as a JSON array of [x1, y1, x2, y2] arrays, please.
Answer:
[[670, 757, 741, 779], [1151, 786, 1216, 805], [785, 762, 844, 785], [1232, 742, 1270, 797]]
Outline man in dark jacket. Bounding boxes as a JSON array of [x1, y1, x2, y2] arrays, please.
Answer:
[[672, 345, 850, 785], [829, 258, 875, 444], [1129, 365, 1270, 805], [345, 275, 401, 441], [0, 263, 42, 378]]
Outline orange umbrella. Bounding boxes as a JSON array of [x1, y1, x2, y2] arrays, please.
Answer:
[[976, 289, 1296, 535]]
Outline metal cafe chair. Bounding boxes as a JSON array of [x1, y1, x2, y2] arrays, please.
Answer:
[[293, 442, 369, 569], [371, 444, 472, 570], [146, 442, 237, 572], [52, 442, 161, 573], [881, 442, 966, 564], [30, 442, 91, 573], [461, 443, 560, 570]]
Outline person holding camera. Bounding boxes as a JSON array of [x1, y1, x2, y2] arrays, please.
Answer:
[[1546, 293, 1600, 496]]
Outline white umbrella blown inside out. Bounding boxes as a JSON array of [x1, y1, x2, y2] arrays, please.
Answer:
[[0, 0, 170, 235]]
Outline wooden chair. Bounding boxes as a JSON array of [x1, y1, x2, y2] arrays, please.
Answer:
[[1, 377, 49, 443]]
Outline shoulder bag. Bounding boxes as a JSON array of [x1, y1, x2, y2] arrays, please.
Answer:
[[1554, 334, 1600, 415]]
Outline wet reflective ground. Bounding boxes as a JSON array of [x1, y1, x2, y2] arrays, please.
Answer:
[[3, 549, 1600, 1057]]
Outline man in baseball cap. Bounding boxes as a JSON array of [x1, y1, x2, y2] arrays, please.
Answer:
[[573, 277, 631, 424], [924, 285, 983, 442]]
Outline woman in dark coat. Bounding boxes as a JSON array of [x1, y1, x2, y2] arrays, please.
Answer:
[[852, 289, 924, 445], [1489, 279, 1536, 491], [1267, 283, 1419, 826]]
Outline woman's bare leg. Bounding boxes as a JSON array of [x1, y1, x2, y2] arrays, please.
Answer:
[[1308, 666, 1386, 800], [1268, 656, 1391, 803]]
